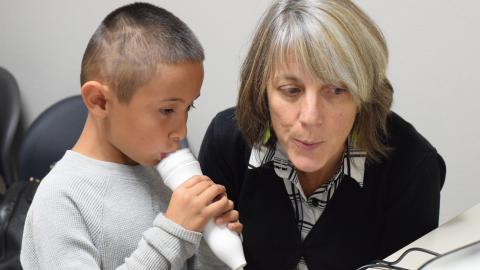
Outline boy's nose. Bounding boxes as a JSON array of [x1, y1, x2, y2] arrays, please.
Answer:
[[171, 123, 187, 143]]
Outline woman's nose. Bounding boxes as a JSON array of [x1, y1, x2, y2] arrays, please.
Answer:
[[299, 94, 324, 126]]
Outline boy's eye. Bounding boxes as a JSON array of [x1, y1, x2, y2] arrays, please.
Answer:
[[187, 102, 196, 112]]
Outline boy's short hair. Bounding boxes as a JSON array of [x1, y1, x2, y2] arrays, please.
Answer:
[[80, 2, 204, 103]]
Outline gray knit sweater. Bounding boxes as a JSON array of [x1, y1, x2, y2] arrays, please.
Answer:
[[20, 150, 225, 270]]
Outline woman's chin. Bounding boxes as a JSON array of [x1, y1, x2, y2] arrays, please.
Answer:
[[290, 155, 325, 173]]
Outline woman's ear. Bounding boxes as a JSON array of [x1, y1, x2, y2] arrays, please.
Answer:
[[80, 81, 111, 118]]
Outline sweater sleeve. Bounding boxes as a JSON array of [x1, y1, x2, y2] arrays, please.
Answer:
[[379, 152, 446, 257], [20, 182, 103, 269], [121, 213, 202, 269], [20, 180, 202, 270]]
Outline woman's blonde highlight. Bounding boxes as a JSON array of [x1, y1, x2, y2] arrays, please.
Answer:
[[237, 0, 393, 162]]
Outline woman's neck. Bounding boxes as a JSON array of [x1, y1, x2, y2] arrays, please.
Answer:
[[297, 149, 344, 198]]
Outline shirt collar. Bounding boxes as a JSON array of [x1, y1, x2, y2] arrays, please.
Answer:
[[248, 142, 366, 187]]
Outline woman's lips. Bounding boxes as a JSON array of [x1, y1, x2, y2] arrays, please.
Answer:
[[293, 139, 322, 150]]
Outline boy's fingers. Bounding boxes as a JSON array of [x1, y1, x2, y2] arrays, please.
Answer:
[[202, 194, 229, 217], [227, 222, 243, 235], [215, 208, 239, 225], [188, 179, 215, 196], [181, 175, 211, 189], [197, 184, 226, 204]]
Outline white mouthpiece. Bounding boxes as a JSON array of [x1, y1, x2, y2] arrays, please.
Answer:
[[157, 149, 246, 270], [157, 149, 202, 190]]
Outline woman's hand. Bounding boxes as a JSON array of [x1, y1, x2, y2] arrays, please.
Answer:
[[165, 175, 231, 232]]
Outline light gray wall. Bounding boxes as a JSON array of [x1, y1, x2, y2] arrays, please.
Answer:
[[1, 1, 479, 223]]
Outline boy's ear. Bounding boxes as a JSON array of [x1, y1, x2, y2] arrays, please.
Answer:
[[81, 81, 112, 118]]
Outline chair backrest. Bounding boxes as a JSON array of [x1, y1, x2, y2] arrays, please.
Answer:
[[17, 95, 87, 182], [0, 67, 21, 187]]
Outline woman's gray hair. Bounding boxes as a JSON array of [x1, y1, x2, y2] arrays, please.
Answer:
[[237, 0, 393, 161]]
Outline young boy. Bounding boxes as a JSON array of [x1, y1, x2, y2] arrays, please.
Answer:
[[20, 3, 240, 269]]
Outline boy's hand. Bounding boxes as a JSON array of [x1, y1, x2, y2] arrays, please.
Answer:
[[165, 175, 230, 232], [214, 198, 243, 235]]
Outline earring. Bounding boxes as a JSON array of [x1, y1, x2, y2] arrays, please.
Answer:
[[350, 112, 360, 147], [263, 124, 271, 144], [349, 132, 358, 148]]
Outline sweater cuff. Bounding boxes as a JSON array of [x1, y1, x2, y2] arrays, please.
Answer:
[[153, 213, 202, 245], [140, 213, 202, 269]]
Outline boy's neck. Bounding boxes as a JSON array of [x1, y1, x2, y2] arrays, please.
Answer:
[[72, 115, 137, 165]]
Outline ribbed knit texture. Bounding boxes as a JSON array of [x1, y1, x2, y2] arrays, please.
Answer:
[[20, 150, 206, 270]]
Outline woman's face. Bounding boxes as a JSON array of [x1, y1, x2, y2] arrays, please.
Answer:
[[267, 61, 357, 174]]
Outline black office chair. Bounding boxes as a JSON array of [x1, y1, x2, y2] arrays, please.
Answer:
[[0, 67, 21, 188], [17, 95, 87, 182], [0, 95, 86, 269]]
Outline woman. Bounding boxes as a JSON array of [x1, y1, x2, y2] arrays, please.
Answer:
[[199, 0, 446, 269]]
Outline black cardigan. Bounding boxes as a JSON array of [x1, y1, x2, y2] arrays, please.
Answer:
[[198, 107, 446, 270]]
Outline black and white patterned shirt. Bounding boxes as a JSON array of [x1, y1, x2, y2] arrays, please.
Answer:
[[248, 143, 366, 270]]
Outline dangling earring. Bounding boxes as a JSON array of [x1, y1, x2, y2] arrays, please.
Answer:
[[263, 123, 271, 145], [350, 132, 358, 148], [350, 112, 360, 148]]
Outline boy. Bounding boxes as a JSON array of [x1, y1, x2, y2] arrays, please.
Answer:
[[21, 3, 240, 269]]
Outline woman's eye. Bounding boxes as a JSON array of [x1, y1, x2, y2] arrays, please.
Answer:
[[279, 86, 301, 96], [326, 85, 347, 95], [160, 108, 175, 115]]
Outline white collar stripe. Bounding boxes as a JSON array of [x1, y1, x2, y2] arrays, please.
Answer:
[[248, 142, 367, 270]]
